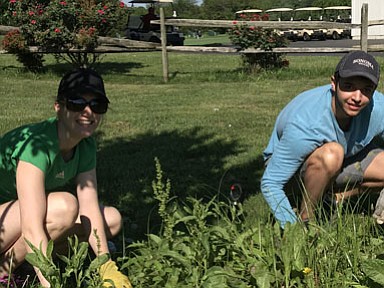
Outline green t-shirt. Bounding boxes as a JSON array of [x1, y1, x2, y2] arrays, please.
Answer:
[[0, 117, 96, 203]]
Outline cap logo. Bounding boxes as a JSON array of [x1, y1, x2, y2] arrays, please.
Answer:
[[353, 58, 374, 70]]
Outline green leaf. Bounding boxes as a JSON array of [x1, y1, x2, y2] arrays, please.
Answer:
[[162, 250, 189, 266], [148, 234, 163, 245], [362, 259, 384, 285]]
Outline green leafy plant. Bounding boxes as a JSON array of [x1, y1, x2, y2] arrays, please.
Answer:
[[362, 258, 384, 286], [228, 13, 289, 72], [123, 159, 316, 287], [25, 233, 109, 288], [3, 0, 128, 70]]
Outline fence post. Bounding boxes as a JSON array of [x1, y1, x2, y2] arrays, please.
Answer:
[[160, 7, 169, 83], [360, 3, 368, 52]]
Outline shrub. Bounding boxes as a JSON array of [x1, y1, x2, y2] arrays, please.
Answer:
[[3, 0, 128, 71], [228, 13, 289, 72], [1, 29, 44, 72]]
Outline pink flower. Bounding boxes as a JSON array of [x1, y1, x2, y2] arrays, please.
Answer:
[[249, 26, 255, 30], [101, 18, 107, 23], [59, 1, 67, 5], [9, 0, 16, 3], [28, 11, 35, 16], [119, 2, 125, 8], [103, 5, 108, 10], [54, 28, 61, 33], [232, 20, 237, 24], [98, 9, 105, 15], [31, 20, 36, 24]]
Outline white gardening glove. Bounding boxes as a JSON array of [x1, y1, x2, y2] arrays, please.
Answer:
[[373, 188, 384, 224]]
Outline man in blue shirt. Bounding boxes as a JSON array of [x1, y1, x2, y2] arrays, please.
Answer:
[[261, 50, 384, 228]]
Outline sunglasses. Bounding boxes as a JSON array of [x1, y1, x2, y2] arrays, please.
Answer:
[[64, 97, 108, 114]]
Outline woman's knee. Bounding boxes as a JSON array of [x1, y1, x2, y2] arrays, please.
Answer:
[[102, 206, 122, 239], [47, 192, 79, 231]]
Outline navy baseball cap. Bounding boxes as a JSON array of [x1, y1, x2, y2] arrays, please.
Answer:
[[335, 50, 380, 86], [57, 68, 109, 102]]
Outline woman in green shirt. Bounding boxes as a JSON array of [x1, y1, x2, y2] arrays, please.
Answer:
[[0, 68, 131, 287]]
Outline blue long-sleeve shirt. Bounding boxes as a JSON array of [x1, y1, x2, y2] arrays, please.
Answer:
[[261, 84, 384, 227]]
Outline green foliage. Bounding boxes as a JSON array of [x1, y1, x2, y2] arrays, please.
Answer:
[[200, 0, 258, 20], [1, 29, 45, 73], [123, 159, 384, 287], [3, 0, 128, 70], [362, 258, 384, 286], [25, 235, 109, 288], [228, 13, 289, 72]]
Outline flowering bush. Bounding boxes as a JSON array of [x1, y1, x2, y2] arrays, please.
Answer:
[[3, 0, 128, 71], [228, 13, 289, 72], [2, 28, 45, 72]]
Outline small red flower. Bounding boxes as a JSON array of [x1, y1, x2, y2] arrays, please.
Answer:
[[89, 27, 96, 33], [103, 5, 108, 10], [232, 20, 237, 24], [12, 11, 17, 16], [28, 11, 35, 16], [31, 20, 36, 24], [54, 28, 61, 33], [119, 2, 125, 8], [98, 9, 105, 15], [249, 26, 255, 30], [9, 0, 16, 3], [59, 1, 67, 5]]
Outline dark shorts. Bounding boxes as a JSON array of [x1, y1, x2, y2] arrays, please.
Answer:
[[335, 146, 383, 186]]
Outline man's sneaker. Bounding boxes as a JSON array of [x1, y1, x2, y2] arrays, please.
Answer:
[[373, 188, 384, 224]]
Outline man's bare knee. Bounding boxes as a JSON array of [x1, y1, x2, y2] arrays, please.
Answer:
[[308, 142, 344, 176]]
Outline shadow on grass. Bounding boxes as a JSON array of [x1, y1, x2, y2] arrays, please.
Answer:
[[42, 61, 146, 76], [95, 127, 265, 241]]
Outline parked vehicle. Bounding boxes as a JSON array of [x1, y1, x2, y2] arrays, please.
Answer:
[[293, 7, 327, 41], [265, 8, 298, 41], [125, 0, 185, 46], [323, 6, 352, 40], [235, 9, 263, 19]]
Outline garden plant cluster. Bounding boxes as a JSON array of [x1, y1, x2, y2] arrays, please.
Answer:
[[2, 0, 128, 71], [228, 13, 289, 72]]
